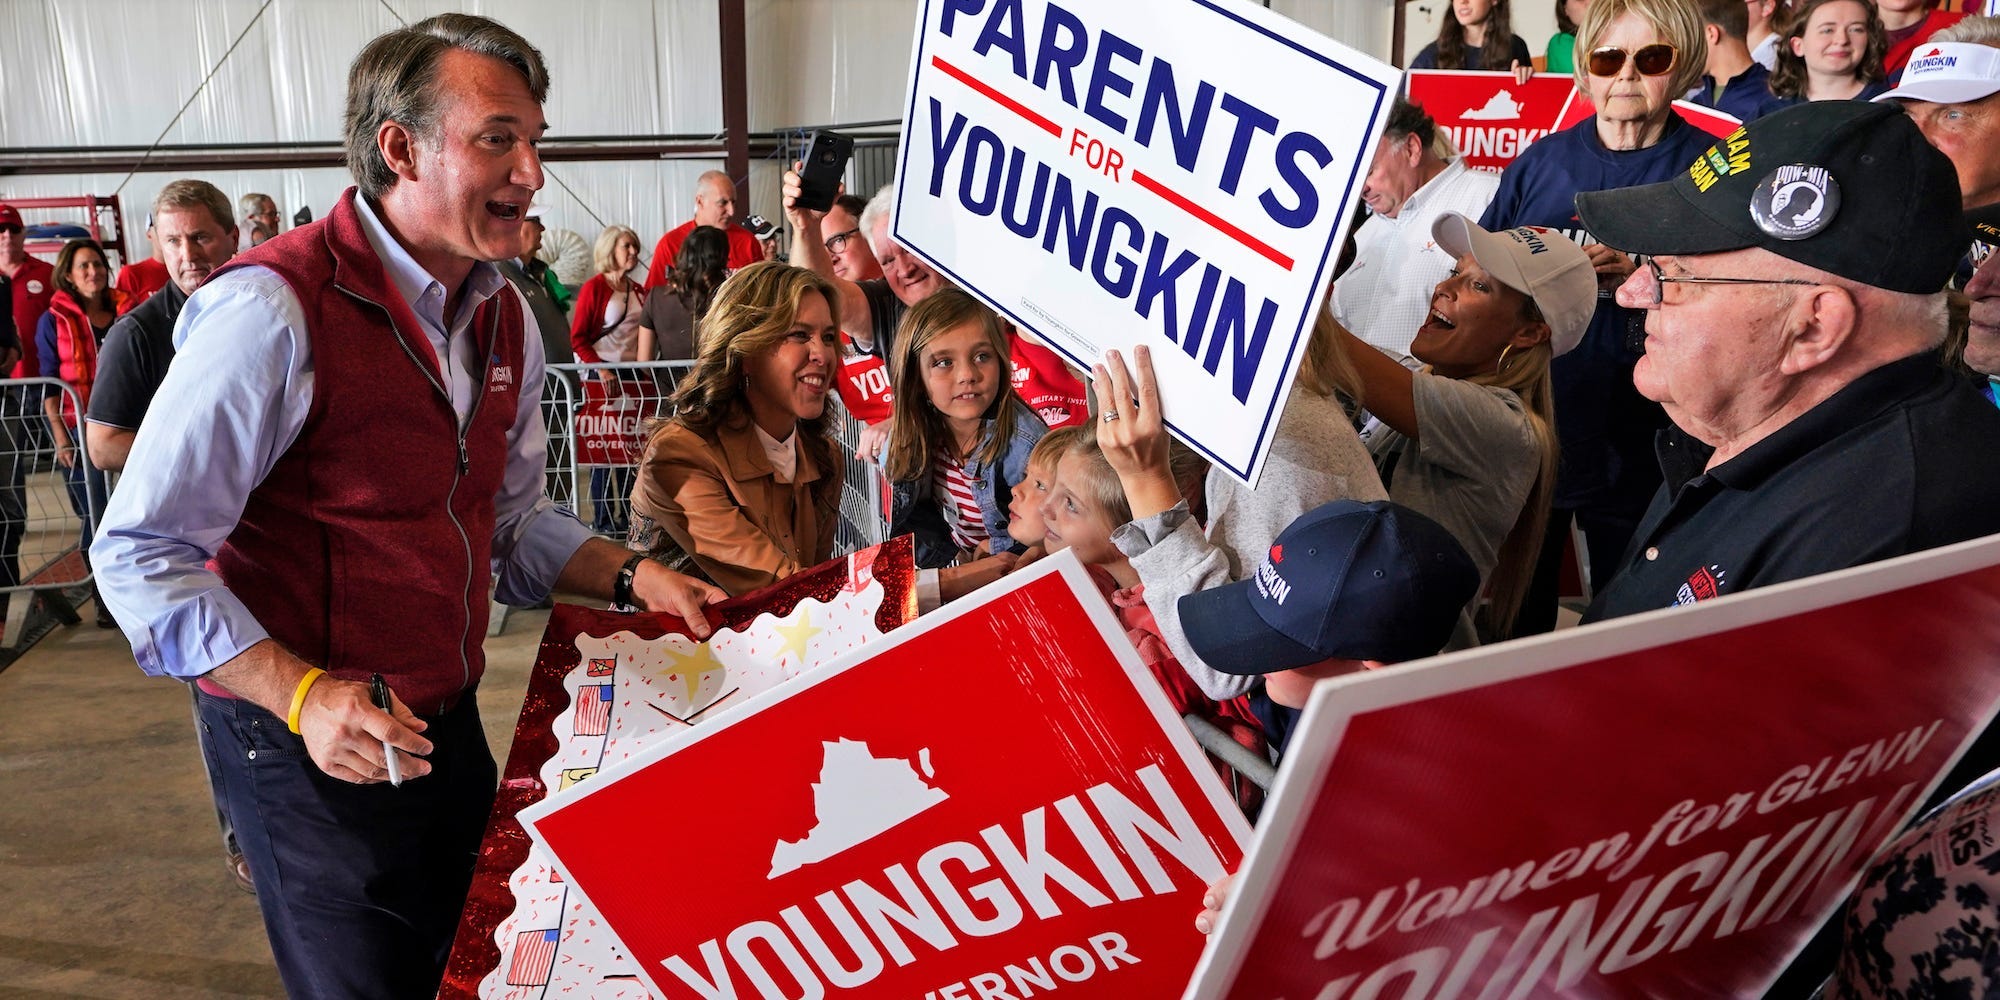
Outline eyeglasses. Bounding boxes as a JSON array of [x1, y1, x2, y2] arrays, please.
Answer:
[[0, 224, 21, 235], [824, 227, 862, 253], [1587, 43, 1679, 77], [1632, 257, 1821, 308]]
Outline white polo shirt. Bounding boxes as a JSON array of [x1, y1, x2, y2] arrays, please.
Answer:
[[1331, 157, 1501, 362]]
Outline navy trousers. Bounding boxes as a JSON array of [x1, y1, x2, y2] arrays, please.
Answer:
[[196, 688, 496, 999]]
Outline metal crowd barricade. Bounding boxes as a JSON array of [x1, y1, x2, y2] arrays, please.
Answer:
[[1184, 714, 1278, 799], [0, 377, 100, 663], [538, 360, 890, 548]]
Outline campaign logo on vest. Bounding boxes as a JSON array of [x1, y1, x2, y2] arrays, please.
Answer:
[[519, 555, 1250, 1000], [487, 353, 515, 393]]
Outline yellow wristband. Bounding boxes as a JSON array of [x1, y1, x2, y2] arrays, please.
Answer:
[[286, 668, 327, 735]]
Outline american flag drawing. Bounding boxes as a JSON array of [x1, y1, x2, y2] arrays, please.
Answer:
[[586, 656, 616, 676], [506, 927, 559, 986], [573, 684, 612, 736]]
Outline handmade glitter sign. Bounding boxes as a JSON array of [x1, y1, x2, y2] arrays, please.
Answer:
[[439, 538, 916, 999]]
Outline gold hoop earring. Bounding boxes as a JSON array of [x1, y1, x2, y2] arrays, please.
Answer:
[[1495, 345, 1513, 375]]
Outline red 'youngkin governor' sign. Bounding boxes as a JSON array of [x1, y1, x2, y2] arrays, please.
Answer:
[[521, 555, 1253, 1000]]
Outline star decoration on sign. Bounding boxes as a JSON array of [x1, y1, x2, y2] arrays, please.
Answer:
[[773, 609, 820, 664], [659, 640, 726, 705]]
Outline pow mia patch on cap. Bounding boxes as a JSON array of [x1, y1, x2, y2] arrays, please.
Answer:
[[1749, 165, 1839, 241]]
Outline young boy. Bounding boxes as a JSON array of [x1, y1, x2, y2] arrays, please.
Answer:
[[1181, 498, 1479, 932], [1004, 425, 1089, 569], [1176, 498, 1478, 757], [1041, 437, 1267, 787]]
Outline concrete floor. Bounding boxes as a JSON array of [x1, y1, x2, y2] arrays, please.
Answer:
[[0, 598, 553, 999]]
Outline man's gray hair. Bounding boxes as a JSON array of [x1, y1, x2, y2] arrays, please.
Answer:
[[859, 183, 896, 256], [1934, 15, 2000, 48], [157, 180, 236, 234], [237, 192, 273, 220], [343, 13, 549, 199], [696, 170, 733, 200]]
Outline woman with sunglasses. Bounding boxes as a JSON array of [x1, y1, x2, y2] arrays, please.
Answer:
[[1768, 0, 1890, 104], [1478, 0, 1712, 637]]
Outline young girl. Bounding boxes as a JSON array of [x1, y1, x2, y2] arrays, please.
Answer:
[[1040, 436, 1266, 794], [884, 288, 1046, 604], [1769, 0, 1891, 103], [1413, 0, 1534, 72], [1004, 426, 1092, 570]]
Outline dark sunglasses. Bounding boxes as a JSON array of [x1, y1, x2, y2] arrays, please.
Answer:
[[0, 224, 21, 235], [1586, 43, 1678, 77]]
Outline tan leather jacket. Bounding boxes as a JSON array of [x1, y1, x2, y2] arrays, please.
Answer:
[[628, 416, 840, 596]]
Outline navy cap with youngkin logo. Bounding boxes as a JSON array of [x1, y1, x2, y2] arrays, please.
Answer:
[[1177, 500, 1479, 674], [1574, 101, 1966, 294]]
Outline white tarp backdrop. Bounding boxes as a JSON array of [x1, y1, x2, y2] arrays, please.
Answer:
[[0, 0, 1390, 266]]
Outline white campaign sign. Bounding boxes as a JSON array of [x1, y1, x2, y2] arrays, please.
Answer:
[[894, 0, 1400, 485]]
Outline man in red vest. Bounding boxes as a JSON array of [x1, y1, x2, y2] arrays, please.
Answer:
[[91, 15, 725, 999]]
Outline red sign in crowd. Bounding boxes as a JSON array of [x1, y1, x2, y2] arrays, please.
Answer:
[[521, 557, 1251, 999], [1186, 537, 2000, 998], [573, 379, 660, 466], [1406, 71, 1742, 172]]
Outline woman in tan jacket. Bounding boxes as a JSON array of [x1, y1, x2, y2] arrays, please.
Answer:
[[627, 261, 844, 596]]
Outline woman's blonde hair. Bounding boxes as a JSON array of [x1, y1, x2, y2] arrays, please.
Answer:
[[1572, 0, 1710, 106], [1470, 326, 1559, 637], [1297, 303, 1367, 407], [884, 289, 1025, 483], [663, 261, 841, 477], [591, 224, 639, 278]]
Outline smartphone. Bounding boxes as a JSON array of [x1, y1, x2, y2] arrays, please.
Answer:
[[794, 130, 854, 214]]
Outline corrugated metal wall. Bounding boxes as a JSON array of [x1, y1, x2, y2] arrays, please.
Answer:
[[0, 0, 1394, 268]]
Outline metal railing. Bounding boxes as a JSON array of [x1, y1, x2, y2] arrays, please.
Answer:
[[0, 377, 101, 659]]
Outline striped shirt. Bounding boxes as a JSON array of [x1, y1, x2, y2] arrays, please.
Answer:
[[934, 453, 984, 552]]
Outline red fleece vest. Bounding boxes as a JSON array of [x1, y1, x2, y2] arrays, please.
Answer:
[[204, 188, 526, 714], [46, 291, 100, 425]]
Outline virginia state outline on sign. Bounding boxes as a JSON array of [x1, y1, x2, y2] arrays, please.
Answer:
[[769, 739, 950, 878]]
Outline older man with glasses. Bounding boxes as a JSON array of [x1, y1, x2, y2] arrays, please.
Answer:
[[1578, 104, 2000, 997], [1575, 100, 2000, 624]]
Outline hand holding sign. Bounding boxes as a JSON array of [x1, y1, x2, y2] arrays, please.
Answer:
[[895, 0, 1399, 485], [1193, 872, 1237, 936], [1094, 346, 1181, 522]]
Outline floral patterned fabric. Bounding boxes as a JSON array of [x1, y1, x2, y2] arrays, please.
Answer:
[[1832, 769, 2000, 999]]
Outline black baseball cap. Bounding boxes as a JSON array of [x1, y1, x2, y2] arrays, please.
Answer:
[[1177, 500, 1479, 673], [1971, 203, 2000, 249], [1575, 101, 1966, 294]]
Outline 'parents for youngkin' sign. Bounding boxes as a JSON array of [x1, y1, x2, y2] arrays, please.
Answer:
[[894, 0, 1399, 485]]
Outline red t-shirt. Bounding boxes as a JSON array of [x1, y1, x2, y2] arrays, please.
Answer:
[[833, 332, 894, 425], [644, 221, 763, 289], [1008, 335, 1089, 429], [1884, 10, 1969, 82], [5, 256, 54, 378], [832, 327, 1088, 430], [114, 257, 168, 312]]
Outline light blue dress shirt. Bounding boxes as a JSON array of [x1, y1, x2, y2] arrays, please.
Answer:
[[92, 194, 594, 680]]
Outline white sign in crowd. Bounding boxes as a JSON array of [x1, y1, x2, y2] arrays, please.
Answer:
[[893, 0, 1400, 484]]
